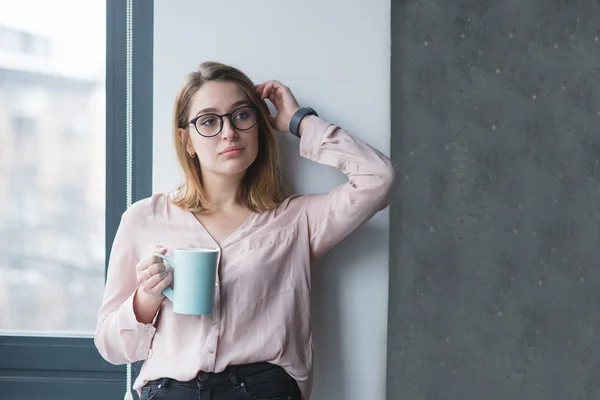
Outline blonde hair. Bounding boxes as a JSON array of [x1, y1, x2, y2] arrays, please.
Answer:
[[172, 61, 287, 213]]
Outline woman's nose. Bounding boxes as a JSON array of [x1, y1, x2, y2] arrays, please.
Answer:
[[220, 118, 239, 140]]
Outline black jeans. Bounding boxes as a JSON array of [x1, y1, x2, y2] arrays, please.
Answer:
[[140, 362, 302, 400]]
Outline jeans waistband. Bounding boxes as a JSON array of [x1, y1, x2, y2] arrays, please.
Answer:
[[147, 362, 284, 388]]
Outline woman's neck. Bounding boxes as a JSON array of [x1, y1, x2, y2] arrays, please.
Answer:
[[201, 171, 245, 209]]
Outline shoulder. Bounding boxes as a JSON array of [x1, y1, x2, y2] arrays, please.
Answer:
[[121, 192, 177, 226]]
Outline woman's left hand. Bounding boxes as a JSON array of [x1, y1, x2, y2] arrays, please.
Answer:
[[256, 80, 300, 132]]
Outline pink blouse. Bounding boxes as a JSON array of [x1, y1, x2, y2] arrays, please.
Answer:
[[94, 116, 395, 399]]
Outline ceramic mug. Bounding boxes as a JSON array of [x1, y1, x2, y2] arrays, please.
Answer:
[[154, 248, 219, 315]]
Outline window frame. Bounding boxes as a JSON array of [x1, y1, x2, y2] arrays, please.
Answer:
[[0, 0, 154, 398]]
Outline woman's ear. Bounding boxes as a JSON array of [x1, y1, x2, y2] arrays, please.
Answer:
[[178, 127, 186, 144], [179, 128, 195, 156]]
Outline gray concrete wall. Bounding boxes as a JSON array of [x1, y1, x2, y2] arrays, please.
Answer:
[[387, 1, 600, 399]]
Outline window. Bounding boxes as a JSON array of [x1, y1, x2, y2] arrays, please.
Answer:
[[1, 0, 105, 336], [0, 0, 153, 398]]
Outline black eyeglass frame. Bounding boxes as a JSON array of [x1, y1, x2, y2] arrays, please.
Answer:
[[188, 105, 260, 137]]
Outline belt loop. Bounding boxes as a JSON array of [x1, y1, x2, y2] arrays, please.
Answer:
[[228, 365, 241, 388]]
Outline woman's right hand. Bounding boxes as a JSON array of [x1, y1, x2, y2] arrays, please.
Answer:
[[135, 245, 173, 303]]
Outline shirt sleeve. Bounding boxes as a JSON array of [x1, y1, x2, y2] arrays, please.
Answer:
[[94, 209, 158, 364], [299, 116, 396, 260]]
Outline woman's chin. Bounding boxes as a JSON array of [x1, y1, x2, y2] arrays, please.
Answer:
[[217, 162, 253, 177]]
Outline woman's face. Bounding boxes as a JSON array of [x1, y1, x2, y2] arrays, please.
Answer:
[[185, 81, 260, 179]]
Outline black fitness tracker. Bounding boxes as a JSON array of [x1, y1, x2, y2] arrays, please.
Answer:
[[289, 107, 318, 138]]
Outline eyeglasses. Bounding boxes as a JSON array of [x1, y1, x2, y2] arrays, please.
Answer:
[[188, 105, 259, 137]]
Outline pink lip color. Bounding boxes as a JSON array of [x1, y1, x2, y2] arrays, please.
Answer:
[[221, 149, 242, 157]]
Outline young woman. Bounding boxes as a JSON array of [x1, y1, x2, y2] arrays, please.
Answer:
[[95, 61, 395, 400]]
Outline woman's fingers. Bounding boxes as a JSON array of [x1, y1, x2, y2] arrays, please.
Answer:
[[143, 262, 166, 279], [142, 269, 169, 290], [135, 246, 170, 297], [256, 80, 286, 100], [135, 245, 167, 272], [153, 273, 173, 293]]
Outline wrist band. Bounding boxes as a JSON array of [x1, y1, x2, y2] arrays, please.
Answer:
[[289, 107, 318, 138]]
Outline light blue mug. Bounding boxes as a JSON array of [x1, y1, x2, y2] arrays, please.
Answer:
[[154, 248, 219, 315]]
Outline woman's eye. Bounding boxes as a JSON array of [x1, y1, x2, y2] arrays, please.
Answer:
[[200, 117, 216, 126], [235, 112, 249, 120]]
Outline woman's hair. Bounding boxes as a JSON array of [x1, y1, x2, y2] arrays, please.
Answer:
[[172, 61, 287, 213]]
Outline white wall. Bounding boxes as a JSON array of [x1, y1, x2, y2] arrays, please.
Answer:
[[153, 1, 391, 399]]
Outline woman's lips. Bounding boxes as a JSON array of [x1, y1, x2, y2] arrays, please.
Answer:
[[221, 148, 243, 157]]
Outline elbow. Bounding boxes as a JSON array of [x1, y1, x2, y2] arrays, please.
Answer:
[[350, 159, 396, 212], [94, 323, 129, 365], [374, 159, 396, 210], [94, 335, 131, 365], [93, 333, 112, 364], [94, 329, 118, 365]]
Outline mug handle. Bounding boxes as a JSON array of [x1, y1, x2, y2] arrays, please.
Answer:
[[154, 253, 174, 301]]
